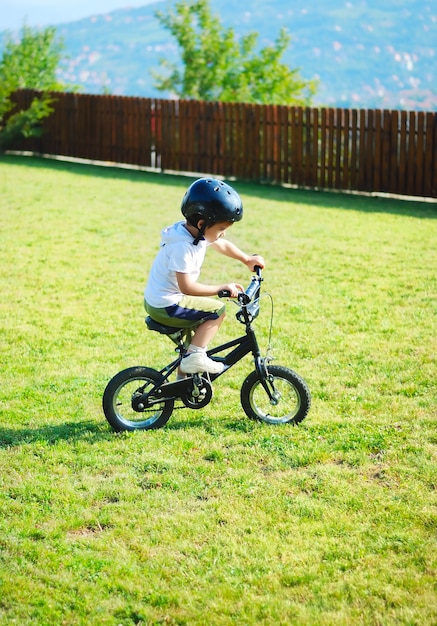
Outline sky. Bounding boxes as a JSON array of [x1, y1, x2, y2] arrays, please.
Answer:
[[1, 0, 163, 32]]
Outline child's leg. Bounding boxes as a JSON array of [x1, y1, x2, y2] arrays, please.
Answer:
[[177, 301, 226, 374], [178, 313, 226, 375], [145, 296, 226, 375], [189, 312, 225, 350]]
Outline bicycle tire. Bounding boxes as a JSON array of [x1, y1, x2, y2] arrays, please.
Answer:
[[102, 366, 174, 432], [240, 365, 310, 425]]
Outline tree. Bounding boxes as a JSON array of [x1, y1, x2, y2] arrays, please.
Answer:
[[153, 0, 317, 105], [0, 25, 66, 150]]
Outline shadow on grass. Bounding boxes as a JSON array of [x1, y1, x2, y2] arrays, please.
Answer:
[[0, 420, 112, 448], [2, 153, 435, 219]]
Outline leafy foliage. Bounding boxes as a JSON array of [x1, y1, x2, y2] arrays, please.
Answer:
[[0, 25, 65, 150], [154, 0, 317, 105], [0, 97, 54, 149]]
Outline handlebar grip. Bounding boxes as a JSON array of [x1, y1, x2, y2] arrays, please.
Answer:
[[218, 289, 231, 298], [218, 289, 251, 304]]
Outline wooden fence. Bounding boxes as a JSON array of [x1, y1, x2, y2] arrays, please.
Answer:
[[9, 89, 437, 198]]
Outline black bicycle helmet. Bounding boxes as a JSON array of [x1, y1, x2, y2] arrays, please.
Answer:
[[181, 178, 243, 228]]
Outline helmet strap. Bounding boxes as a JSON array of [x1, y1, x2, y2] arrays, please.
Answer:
[[192, 223, 206, 246]]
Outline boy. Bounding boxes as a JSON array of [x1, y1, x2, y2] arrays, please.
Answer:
[[144, 178, 265, 375]]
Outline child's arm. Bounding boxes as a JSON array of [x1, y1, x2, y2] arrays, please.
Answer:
[[211, 239, 265, 271], [176, 272, 243, 298]]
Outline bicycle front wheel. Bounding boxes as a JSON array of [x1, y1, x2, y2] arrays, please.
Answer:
[[102, 366, 174, 432], [240, 365, 310, 425]]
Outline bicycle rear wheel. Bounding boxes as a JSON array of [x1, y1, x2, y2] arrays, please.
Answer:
[[240, 365, 310, 425], [102, 366, 174, 432]]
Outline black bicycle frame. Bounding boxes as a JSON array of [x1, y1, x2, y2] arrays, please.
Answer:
[[137, 273, 269, 406], [136, 320, 272, 408], [207, 325, 261, 377]]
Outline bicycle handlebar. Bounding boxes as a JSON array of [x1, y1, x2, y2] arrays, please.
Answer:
[[218, 265, 262, 303]]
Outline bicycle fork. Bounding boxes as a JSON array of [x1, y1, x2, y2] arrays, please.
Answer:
[[254, 356, 281, 405]]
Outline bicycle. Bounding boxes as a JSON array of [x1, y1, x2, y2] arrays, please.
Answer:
[[102, 268, 311, 432]]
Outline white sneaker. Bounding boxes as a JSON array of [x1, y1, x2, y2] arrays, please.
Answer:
[[180, 352, 224, 374]]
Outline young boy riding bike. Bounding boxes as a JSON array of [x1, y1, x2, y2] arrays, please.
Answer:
[[144, 178, 265, 375]]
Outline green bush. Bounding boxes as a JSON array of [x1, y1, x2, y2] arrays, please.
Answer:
[[0, 25, 65, 151]]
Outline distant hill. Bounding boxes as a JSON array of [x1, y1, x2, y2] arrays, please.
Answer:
[[5, 0, 437, 110]]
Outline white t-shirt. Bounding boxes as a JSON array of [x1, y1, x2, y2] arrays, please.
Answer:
[[144, 221, 209, 307]]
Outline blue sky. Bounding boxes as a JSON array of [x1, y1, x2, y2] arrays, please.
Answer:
[[1, 0, 164, 32]]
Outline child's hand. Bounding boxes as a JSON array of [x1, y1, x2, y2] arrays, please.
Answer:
[[245, 254, 265, 271], [218, 283, 244, 298]]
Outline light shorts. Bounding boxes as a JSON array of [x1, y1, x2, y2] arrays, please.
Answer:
[[144, 295, 226, 345]]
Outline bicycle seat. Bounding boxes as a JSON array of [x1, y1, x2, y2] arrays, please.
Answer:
[[145, 316, 184, 337]]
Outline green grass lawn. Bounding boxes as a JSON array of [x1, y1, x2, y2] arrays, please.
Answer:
[[0, 154, 436, 625]]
